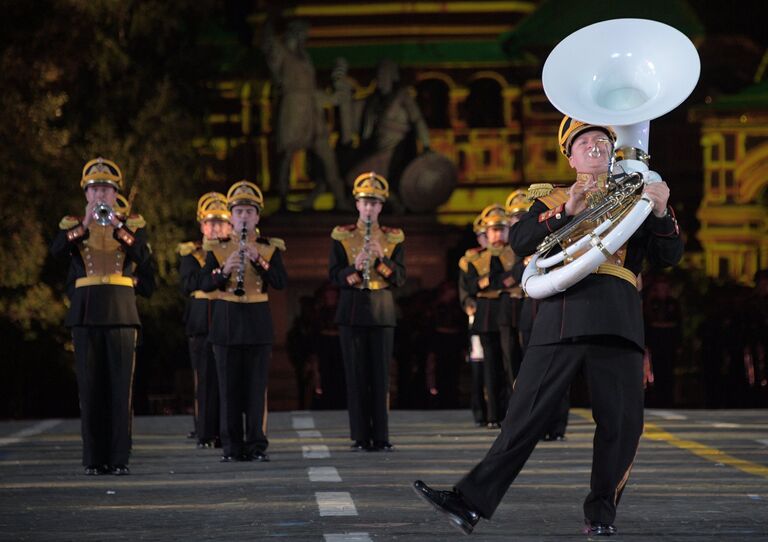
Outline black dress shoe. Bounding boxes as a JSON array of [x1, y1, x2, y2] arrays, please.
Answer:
[[84, 465, 108, 476], [487, 422, 501, 429], [584, 520, 617, 536], [197, 439, 213, 449], [110, 465, 130, 475], [220, 455, 239, 463], [412, 480, 480, 535], [186, 430, 197, 439], [370, 441, 394, 452], [350, 440, 369, 451], [249, 451, 270, 462]]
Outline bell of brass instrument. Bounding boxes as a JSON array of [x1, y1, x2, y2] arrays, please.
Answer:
[[361, 216, 372, 290], [233, 224, 247, 297], [94, 202, 114, 226]]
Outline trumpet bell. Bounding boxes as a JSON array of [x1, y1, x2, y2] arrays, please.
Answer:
[[542, 18, 700, 144]]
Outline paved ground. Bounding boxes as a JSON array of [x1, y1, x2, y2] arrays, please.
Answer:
[[1, 409, 767, 541]]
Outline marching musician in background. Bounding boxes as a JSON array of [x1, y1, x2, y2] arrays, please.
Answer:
[[414, 116, 683, 536], [329, 172, 405, 452], [51, 157, 155, 476], [458, 212, 489, 427], [198, 181, 286, 463], [461, 204, 524, 428], [177, 193, 232, 448]]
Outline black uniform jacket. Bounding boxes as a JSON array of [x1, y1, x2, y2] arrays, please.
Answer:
[[199, 236, 287, 346], [463, 246, 524, 334], [178, 241, 209, 337], [329, 223, 406, 327], [510, 197, 683, 350], [51, 216, 155, 327]]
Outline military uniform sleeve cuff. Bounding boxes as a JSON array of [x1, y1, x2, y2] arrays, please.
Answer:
[[113, 225, 135, 246], [66, 223, 87, 242], [538, 204, 568, 233], [648, 206, 680, 237], [478, 276, 490, 290], [375, 258, 393, 278], [346, 271, 362, 286]]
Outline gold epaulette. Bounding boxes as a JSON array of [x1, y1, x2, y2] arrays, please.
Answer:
[[126, 214, 146, 230], [527, 183, 554, 200], [267, 237, 286, 251], [538, 188, 569, 210], [458, 256, 469, 273], [465, 247, 484, 262], [382, 226, 404, 244], [177, 241, 199, 256], [59, 216, 81, 230], [331, 224, 356, 241], [202, 237, 224, 251]]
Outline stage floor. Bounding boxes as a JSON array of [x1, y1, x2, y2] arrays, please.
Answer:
[[1, 409, 767, 541]]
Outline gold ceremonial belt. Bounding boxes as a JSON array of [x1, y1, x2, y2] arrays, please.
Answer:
[[217, 292, 269, 303], [355, 280, 388, 291], [76, 274, 134, 288], [193, 291, 220, 300], [593, 263, 637, 288], [477, 287, 522, 299]]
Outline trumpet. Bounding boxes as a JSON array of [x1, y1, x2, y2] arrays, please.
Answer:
[[233, 224, 247, 296], [361, 215, 372, 290], [94, 202, 114, 226]]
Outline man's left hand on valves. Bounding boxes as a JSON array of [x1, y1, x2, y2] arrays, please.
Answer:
[[644, 181, 670, 217]]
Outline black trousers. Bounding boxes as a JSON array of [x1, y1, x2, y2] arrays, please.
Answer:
[[455, 339, 644, 525], [339, 326, 393, 443], [470, 361, 487, 424], [212, 344, 270, 457], [188, 336, 219, 441], [499, 324, 523, 390], [72, 326, 137, 467], [479, 333, 509, 424]]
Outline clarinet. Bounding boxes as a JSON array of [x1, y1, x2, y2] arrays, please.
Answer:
[[233, 224, 247, 296], [361, 216, 372, 290]]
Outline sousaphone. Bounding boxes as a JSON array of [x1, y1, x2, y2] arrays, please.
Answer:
[[521, 18, 700, 299]]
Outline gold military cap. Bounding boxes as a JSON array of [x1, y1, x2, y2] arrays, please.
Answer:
[[479, 203, 510, 229], [352, 171, 389, 201], [226, 180, 264, 212], [558, 115, 617, 157], [197, 192, 231, 222], [80, 157, 123, 190], [505, 189, 531, 216]]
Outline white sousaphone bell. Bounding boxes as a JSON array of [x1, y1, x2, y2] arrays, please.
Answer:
[[521, 18, 700, 299]]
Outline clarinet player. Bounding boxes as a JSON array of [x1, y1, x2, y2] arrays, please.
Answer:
[[199, 181, 286, 463], [329, 172, 406, 452]]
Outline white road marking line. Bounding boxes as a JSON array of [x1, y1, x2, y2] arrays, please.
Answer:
[[756, 439, 768, 447], [297, 430, 322, 438], [292, 416, 316, 430], [309, 467, 342, 482], [324, 534, 372, 542], [645, 410, 687, 420], [712, 422, 740, 428], [316, 492, 358, 516], [303, 445, 331, 459], [0, 419, 62, 447]]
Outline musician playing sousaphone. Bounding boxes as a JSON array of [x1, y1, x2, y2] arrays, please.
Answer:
[[329, 172, 405, 452], [198, 181, 286, 463], [413, 115, 683, 536], [51, 157, 155, 476]]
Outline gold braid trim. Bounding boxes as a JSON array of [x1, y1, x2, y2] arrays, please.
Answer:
[[268, 237, 286, 251], [526, 183, 554, 200]]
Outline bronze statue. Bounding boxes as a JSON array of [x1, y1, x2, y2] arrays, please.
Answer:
[[262, 19, 350, 211]]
